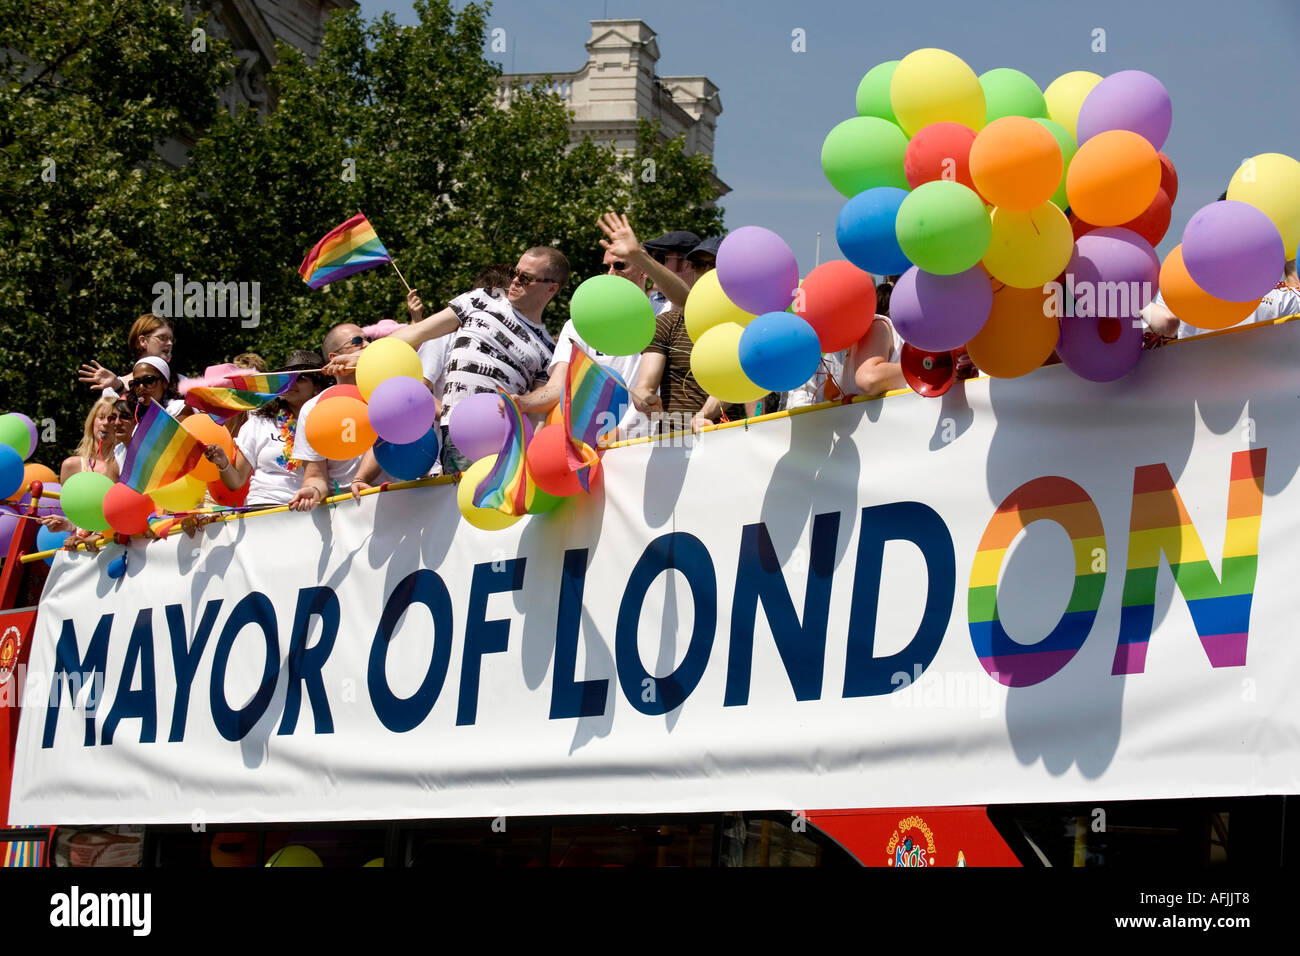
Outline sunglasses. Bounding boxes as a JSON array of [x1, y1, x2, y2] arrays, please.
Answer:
[[104, 413, 127, 423], [607, 261, 629, 272], [510, 268, 555, 287], [131, 374, 163, 388]]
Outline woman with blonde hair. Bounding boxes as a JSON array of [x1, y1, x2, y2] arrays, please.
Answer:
[[59, 396, 125, 482]]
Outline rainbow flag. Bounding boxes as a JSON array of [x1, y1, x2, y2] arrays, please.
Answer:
[[472, 391, 533, 516], [185, 386, 279, 423], [562, 345, 628, 491], [119, 402, 206, 494], [298, 213, 392, 289], [222, 372, 299, 394]]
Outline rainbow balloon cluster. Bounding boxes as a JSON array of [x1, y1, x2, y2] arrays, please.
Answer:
[[824, 50, 1298, 384]]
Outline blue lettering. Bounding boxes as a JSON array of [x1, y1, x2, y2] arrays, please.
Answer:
[[278, 587, 340, 736], [842, 502, 955, 697], [457, 560, 525, 726], [726, 512, 840, 706], [550, 549, 609, 719], [615, 533, 716, 715], [42, 614, 112, 748], [102, 608, 157, 745], [208, 592, 279, 741], [367, 570, 453, 733], [166, 601, 222, 742]]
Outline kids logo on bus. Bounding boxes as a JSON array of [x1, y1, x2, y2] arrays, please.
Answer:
[[886, 815, 936, 867], [0, 626, 20, 684]]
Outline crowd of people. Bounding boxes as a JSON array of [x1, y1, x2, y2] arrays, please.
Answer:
[[37, 211, 1300, 547]]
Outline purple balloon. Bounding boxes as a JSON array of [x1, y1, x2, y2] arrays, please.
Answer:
[[716, 226, 800, 315], [447, 391, 534, 463], [1182, 201, 1285, 303], [889, 265, 994, 352], [1057, 315, 1142, 382], [367, 377, 437, 445], [12, 413, 38, 461], [0, 506, 20, 555], [18, 481, 62, 517], [1065, 227, 1160, 319], [1076, 70, 1172, 149]]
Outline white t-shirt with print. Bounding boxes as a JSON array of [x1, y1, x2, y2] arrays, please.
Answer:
[[235, 414, 304, 506], [439, 289, 556, 424]]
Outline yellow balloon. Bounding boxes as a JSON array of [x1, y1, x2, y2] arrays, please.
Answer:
[[456, 455, 523, 532], [150, 473, 207, 512], [982, 202, 1074, 289], [1043, 71, 1102, 141], [690, 322, 767, 405], [890, 48, 986, 137], [684, 269, 755, 341], [356, 337, 423, 401], [1228, 152, 1300, 259], [265, 845, 322, 867]]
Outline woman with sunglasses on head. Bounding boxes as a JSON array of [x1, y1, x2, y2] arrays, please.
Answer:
[[78, 313, 177, 396], [204, 351, 327, 508], [59, 396, 125, 483]]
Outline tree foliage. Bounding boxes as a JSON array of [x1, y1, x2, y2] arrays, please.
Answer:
[[1, 0, 726, 461]]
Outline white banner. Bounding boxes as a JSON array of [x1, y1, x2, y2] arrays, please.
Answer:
[[11, 321, 1300, 825]]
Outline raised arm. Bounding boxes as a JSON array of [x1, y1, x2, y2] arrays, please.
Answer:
[[598, 212, 692, 311]]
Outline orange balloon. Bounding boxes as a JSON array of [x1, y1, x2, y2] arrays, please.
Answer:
[[182, 414, 235, 482], [1159, 245, 1261, 332], [966, 284, 1061, 377], [304, 396, 377, 460], [968, 117, 1062, 210], [5, 462, 58, 502], [1066, 130, 1160, 226]]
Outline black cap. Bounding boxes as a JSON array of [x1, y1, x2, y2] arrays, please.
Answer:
[[687, 237, 722, 262], [643, 230, 702, 255]]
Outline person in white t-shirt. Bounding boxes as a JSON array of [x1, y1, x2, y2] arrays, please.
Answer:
[[203, 352, 326, 507]]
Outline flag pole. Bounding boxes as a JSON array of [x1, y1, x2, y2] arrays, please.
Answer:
[[357, 208, 414, 295]]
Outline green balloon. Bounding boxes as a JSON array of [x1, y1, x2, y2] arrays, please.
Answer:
[[855, 61, 899, 123], [1033, 117, 1078, 210], [820, 116, 909, 198], [894, 181, 992, 275], [979, 68, 1047, 124], [61, 471, 114, 533], [527, 485, 565, 515], [570, 275, 655, 356], [0, 414, 31, 459], [265, 845, 322, 867]]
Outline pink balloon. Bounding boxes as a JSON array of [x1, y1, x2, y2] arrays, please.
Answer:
[[367, 377, 437, 445], [447, 392, 534, 462]]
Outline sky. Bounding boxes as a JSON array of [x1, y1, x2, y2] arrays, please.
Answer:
[[357, 0, 1300, 269]]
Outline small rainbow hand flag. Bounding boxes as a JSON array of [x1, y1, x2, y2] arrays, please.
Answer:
[[119, 402, 206, 494], [298, 213, 392, 289], [184, 372, 299, 423], [472, 391, 533, 517], [562, 345, 628, 491]]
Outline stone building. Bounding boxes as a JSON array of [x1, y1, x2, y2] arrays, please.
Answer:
[[498, 19, 730, 198]]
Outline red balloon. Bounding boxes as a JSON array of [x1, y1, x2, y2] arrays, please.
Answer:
[[1157, 151, 1178, 205], [318, 384, 363, 403], [1070, 188, 1171, 247], [208, 474, 250, 507], [904, 122, 978, 192], [526, 424, 600, 497], [793, 260, 878, 352], [103, 482, 156, 535]]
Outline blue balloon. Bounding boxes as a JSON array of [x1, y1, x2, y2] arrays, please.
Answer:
[[36, 525, 69, 565], [374, 428, 443, 481], [835, 186, 912, 276], [106, 553, 128, 579], [0, 445, 23, 500], [738, 312, 823, 392]]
